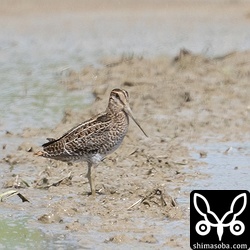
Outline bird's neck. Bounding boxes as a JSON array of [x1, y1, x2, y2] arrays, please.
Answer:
[[106, 107, 128, 120]]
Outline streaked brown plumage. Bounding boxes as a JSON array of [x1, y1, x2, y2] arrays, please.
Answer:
[[36, 89, 147, 195]]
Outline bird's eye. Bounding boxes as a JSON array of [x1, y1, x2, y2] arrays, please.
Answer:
[[114, 93, 119, 98]]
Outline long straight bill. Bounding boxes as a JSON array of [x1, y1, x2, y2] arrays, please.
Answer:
[[125, 106, 148, 137]]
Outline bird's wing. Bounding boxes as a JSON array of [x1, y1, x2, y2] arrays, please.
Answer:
[[63, 114, 113, 155], [42, 113, 112, 156]]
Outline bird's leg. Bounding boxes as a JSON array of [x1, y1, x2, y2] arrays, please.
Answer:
[[86, 162, 96, 196]]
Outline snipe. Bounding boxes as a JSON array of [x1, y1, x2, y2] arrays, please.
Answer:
[[36, 89, 147, 195]]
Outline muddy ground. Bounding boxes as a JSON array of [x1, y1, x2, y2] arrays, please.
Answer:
[[1, 49, 249, 248]]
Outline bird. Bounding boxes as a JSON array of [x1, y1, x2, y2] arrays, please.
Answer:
[[35, 89, 147, 195]]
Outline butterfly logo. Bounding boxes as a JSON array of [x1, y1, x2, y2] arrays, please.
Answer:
[[193, 193, 247, 241]]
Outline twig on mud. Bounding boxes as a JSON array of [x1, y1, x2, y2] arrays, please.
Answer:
[[36, 172, 72, 189], [129, 148, 139, 156], [14, 175, 30, 188], [224, 147, 233, 154], [0, 190, 29, 202], [127, 198, 143, 210], [173, 160, 188, 165], [127, 189, 168, 210], [19, 178, 30, 187]]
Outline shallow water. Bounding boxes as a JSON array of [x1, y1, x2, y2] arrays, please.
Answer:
[[188, 141, 250, 190], [0, 210, 188, 250], [0, 216, 80, 249]]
